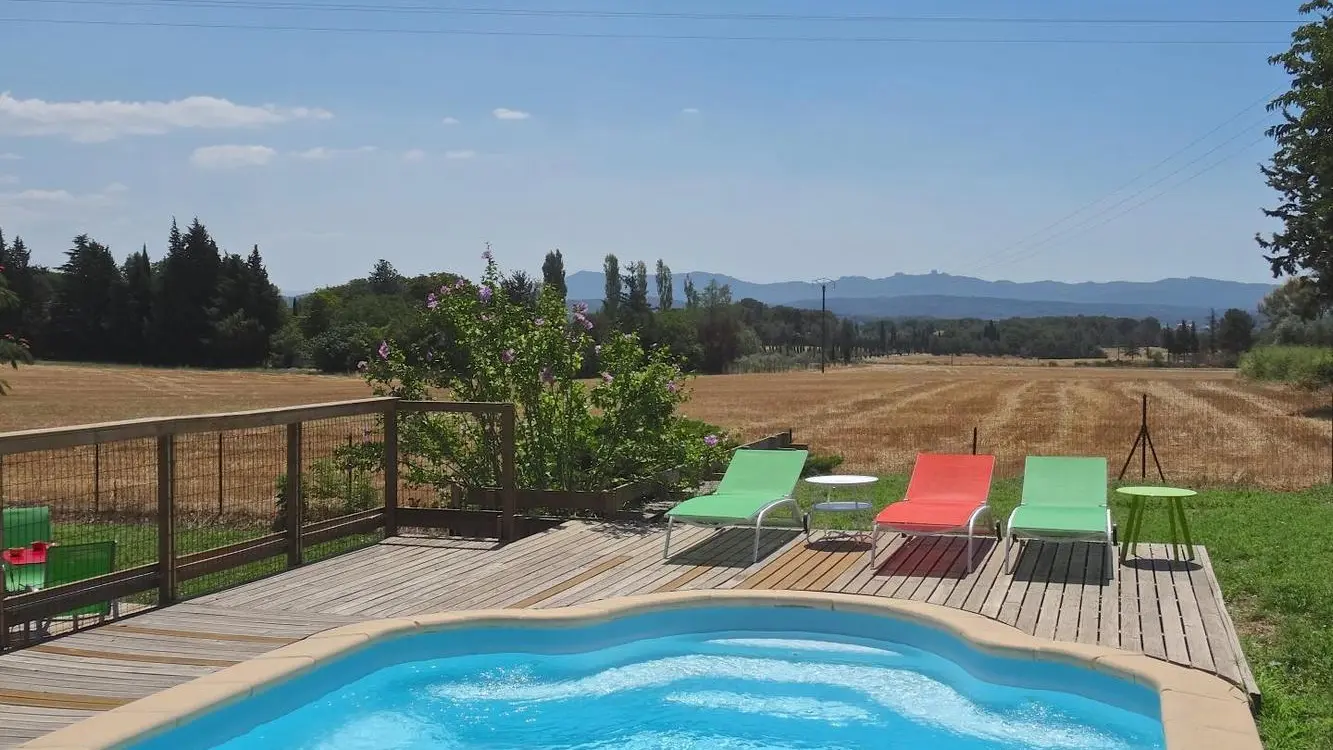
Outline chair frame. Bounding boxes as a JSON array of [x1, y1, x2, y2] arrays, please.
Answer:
[[1003, 506, 1116, 579], [870, 504, 997, 573], [663, 497, 809, 564]]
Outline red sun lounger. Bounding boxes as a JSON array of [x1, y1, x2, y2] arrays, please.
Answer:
[[869, 453, 997, 572]]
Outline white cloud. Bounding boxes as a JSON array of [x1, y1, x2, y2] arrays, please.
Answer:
[[442, 116, 460, 125], [0, 174, 16, 185], [492, 107, 531, 121], [190, 144, 277, 169], [0, 152, 19, 160], [403, 149, 426, 162], [444, 149, 476, 160], [681, 107, 700, 115], [0, 182, 127, 212], [0, 92, 332, 143], [294, 145, 377, 160]]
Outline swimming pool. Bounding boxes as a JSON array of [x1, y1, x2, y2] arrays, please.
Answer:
[[34, 592, 1258, 750]]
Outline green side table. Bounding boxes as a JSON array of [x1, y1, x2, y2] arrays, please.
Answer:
[[1115, 485, 1198, 563]]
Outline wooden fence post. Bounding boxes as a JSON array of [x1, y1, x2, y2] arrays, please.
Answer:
[[286, 422, 303, 568], [157, 434, 176, 605], [383, 403, 398, 538], [500, 404, 516, 542]]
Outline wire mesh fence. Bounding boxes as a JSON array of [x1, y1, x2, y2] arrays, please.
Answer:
[[0, 398, 397, 650]]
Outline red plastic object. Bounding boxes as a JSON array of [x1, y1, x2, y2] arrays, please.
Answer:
[[874, 453, 996, 532], [1, 546, 47, 565]]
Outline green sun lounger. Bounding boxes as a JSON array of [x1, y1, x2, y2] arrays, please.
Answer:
[[664, 448, 810, 563], [1004, 456, 1115, 577]]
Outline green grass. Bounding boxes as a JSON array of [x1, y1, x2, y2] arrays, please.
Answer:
[[794, 477, 1333, 750]]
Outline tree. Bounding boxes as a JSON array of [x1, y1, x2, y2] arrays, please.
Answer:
[[500, 270, 540, 310], [696, 280, 740, 373], [541, 249, 567, 300], [119, 245, 154, 362], [683, 274, 699, 309], [655, 259, 673, 311], [1257, 1, 1333, 307], [1217, 308, 1257, 355], [47, 235, 125, 361], [0, 238, 32, 393], [155, 218, 222, 366], [368, 259, 404, 296], [602, 254, 621, 323], [1206, 309, 1218, 355]]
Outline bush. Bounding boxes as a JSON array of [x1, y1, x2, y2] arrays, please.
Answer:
[[362, 251, 731, 494], [309, 322, 380, 373], [1239, 345, 1333, 391], [273, 457, 381, 530]]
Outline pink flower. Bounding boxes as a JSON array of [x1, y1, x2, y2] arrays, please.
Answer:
[[426, 292, 439, 310], [666, 380, 679, 393], [594, 345, 602, 355], [601, 372, 613, 383], [704, 434, 719, 447], [501, 349, 516, 364], [534, 317, 545, 326], [356, 360, 368, 371], [481, 313, 491, 322], [540, 367, 555, 384], [377, 341, 390, 360], [478, 285, 493, 303], [572, 301, 589, 314]]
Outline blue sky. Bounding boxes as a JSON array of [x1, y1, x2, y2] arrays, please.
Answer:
[[0, 0, 1302, 291]]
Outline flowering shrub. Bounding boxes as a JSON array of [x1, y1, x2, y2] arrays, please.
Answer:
[[362, 252, 730, 493]]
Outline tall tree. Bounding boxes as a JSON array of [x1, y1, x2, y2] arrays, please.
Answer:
[[0, 267, 31, 395], [601, 254, 621, 323], [1217, 308, 1257, 355], [1258, 1, 1333, 306], [683, 274, 699, 309], [119, 245, 154, 362], [368, 259, 404, 295], [48, 235, 125, 361], [541, 249, 567, 300], [501, 270, 540, 310], [156, 218, 222, 365], [654, 259, 673, 311]]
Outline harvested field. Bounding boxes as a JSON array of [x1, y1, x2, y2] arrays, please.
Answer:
[[0, 363, 1328, 514], [680, 364, 1332, 489]]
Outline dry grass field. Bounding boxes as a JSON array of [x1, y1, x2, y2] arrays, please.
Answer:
[[0, 361, 1328, 526]]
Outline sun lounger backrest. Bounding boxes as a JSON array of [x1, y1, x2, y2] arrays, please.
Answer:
[[714, 448, 810, 498], [903, 453, 995, 505], [1022, 456, 1108, 507]]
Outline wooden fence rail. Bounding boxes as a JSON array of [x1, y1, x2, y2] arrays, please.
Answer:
[[0, 398, 775, 652]]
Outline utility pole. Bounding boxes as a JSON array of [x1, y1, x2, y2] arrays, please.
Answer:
[[813, 278, 834, 373]]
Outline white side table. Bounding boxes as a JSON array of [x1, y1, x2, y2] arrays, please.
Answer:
[[802, 474, 878, 541]]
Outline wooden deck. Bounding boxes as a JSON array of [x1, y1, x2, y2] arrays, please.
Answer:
[[0, 521, 1257, 747]]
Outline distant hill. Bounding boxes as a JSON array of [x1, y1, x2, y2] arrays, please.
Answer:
[[564, 270, 1275, 321]]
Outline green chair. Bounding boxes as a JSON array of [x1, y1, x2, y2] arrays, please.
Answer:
[[40, 540, 119, 629], [1004, 456, 1115, 577], [664, 448, 810, 563], [3, 506, 52, 549]]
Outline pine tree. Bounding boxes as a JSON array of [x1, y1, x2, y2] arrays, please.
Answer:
[[156, 218, 222, 365], [368, 259, 404, 295], [541, 249, 567, 300], [120, 245, 154, 363], [683, 274, 699, 309], [48, 235, 125, 361]]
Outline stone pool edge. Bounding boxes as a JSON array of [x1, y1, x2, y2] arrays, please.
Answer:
[[18, 590, 1262, 750]]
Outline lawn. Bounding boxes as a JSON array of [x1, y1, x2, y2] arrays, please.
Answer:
[[793, 478, 1333, 750]]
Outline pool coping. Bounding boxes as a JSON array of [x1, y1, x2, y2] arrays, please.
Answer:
[[18, 590, 1262, 750]]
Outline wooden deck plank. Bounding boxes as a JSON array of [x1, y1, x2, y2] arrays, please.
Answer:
[[0, 520, 1258, 748]]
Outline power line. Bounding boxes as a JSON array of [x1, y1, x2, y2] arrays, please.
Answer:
[[970, 131, 1273, 276], [1, 0, 1308, 26], [0, 15, 1294, 43], [958, 88, 1281, 273]]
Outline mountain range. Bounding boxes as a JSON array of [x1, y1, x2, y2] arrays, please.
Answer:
[[563, 271, 1276, 322]]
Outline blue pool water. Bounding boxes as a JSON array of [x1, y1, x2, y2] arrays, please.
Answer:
[[131, 605, 1165, 750]]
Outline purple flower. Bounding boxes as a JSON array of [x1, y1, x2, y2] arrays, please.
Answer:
[[540, 367, 555, 384], [439, 284, 451, 296], [501, 348, 516, 364], [534, 317, 545, 327], [481, 313, 491, 322], [572, 301, 589, 314], [478, 285, 493, 303], [454, 278, 467, 290], [580, 316, 594, 331], [601, 372, 613, 383], [377, 341, 390, 360], [666, 380, 679, 393], [426, 292, 439, 310], [356, 360, 368, 371], [704, 434, 719, 447]]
